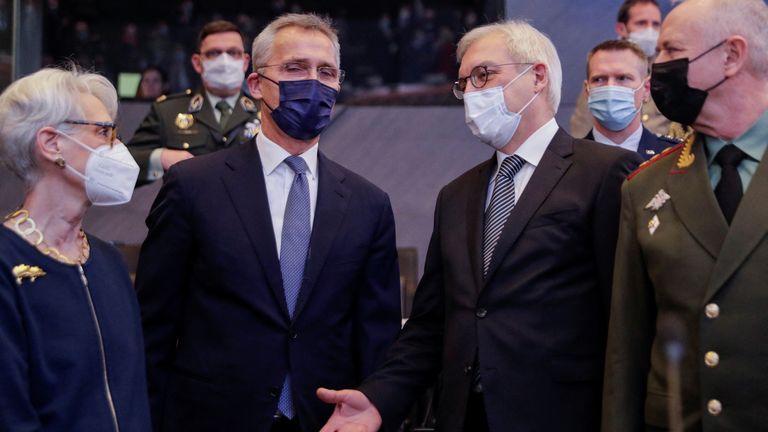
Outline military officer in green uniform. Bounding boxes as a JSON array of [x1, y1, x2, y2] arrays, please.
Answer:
[[128, 20, 261, 184], [603, 0, 768, 431]]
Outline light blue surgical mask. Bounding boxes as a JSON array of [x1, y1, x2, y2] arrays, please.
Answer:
[[587, 81, 644, 132]]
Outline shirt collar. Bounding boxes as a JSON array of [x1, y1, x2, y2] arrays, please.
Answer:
[[592, 122, 643, 147], [495, 118, 558, 168], [205, 90, 240, 111], [705, 109, 768, 165], [256, 131, 319, 179]]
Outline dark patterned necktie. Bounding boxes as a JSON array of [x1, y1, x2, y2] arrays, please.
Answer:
[[277, 155, 311, 418], [714, 144, 747, 224], [482, 155, 525, 276]]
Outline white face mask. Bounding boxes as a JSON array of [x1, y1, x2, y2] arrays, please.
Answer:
[[57, 131, 140, 206], [463, 64, 538, 150], [202, 53, 245, 91], [628, 27, 659, 58]]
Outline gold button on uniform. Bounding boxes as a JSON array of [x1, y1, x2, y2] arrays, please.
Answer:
[[182, 142, 190, 149], [707, 399, 722, 415], [705, 351, 720, 367], [222, 136, 228, 142], [642, 113, 650, 122], [705, 303, 720, 318]]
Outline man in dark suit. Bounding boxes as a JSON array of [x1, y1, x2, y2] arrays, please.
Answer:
[[128, 20, 261, 184], [318, 20, 641, 432], [135, 13, 401, 432], [603, 0, 768, 430], [583, 39, 679, 161]]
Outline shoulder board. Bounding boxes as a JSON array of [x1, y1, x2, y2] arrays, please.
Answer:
[[659, 134, 683, 145], [627, 142, 684, 181], [155, 89, 193, 103]]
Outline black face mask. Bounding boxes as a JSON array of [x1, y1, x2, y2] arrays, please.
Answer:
[[651, 40, 728, 125]]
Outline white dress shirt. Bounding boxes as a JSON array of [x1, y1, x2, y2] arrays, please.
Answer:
[[485, 118, 559, 209], [256, 132, 319, 255], [591, 123, 643, 153]]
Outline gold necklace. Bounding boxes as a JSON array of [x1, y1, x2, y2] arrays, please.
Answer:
[[4, 208, 90, 265]]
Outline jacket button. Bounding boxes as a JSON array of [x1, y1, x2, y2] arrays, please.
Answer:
[[707, 399, 722, 416], [704, 351, 719, 368], [289, 331, 298, 340], [705, 303, 720, 319], [475, 308, 487, 318], [182, 142, 190, 149], [268, 386, 280, 398], [222, 136, 228, 142], [463, 364, 473, 375]]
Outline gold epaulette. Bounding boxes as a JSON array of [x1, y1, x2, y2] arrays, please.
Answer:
[[627, 142, 684, 181], [155, 89, 193, 103]]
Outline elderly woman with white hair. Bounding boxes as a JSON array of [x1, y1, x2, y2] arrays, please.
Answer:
[[0, 66, 150, 431]]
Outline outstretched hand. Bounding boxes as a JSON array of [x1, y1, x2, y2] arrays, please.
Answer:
[[317, 387, 382, 432]]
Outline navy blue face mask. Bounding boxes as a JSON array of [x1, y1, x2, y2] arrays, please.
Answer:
[[260, 76, 338, 140]]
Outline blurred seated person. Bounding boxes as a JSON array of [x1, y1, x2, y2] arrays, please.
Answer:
[[0, 65, 150, 431], [136, 65, 168, 100], [583, 39, 679, 160]]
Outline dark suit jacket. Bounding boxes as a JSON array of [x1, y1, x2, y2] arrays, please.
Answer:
[[128, 90, 261, 184], [359, 128, 642, 432], [584, 127, 678, 161], [603, 134, 768, 431], [135, 140, 401, 432]]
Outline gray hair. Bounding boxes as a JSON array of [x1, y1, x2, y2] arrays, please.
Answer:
[[687, 0, 768, 77], [251, 13, 341, 70], [457, 20, 563, 114], [0, 65, 117, 186]]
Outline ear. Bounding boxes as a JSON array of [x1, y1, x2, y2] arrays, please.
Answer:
[[723, 35, 748, 78], [642, 76, 651, 102], [191, 53, 204, 75], [246, 72, 263, 100], [532, 63, 548, 93], [583, 79, 590, 97], [35, 127, 62, 164], [615, 22, 629, 39], [241, 54, 251, 73]]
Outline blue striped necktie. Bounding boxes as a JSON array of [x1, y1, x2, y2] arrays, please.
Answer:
[[482, 155, 525, 276], [277, 155, 311, 418]]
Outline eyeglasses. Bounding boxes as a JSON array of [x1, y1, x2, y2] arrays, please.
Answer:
[[64, 120, 119, 146], [258, 62, 346, 85], [452, 62, 531, 100], [200, 48, 245, 60]]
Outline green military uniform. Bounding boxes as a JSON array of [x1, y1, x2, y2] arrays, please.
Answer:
[[128, 89, 261, 184], [603, 129, 768, 431]]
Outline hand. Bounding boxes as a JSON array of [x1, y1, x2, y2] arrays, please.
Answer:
[[160, 149, 194, 171], [317, 388, 382, 432]]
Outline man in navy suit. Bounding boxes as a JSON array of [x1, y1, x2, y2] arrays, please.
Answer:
[[583, 39, 679, 160], [135, 13, 401, 432], [318, 20, 642, 432]]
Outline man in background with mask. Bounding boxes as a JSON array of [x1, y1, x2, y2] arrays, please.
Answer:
[[583, 39, 679, 160], [604, 0, 768, 430], [317, 20, 641, 432], [570, 0, 678, 138], [135, 13, 401, 432], [128, 20, 261, 185]]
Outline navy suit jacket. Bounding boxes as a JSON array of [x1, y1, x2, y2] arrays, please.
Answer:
[[585, 127, 678, 161], [359, 129, 642, 432], [135, 139, 401, 432]]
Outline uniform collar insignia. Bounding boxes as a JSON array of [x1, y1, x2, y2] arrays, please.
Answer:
[[645, 189, 671, 211], [676, 132, 696, 169], [188, 94, 204, 113], [12, 264, 46, 284], [240, 96, 258, 113]]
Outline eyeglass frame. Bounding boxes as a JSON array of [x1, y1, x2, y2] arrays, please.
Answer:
[[199, 48, 246, 60], [257, 62, 346, 85], [452, 62, 533, 100], [63, 119, 120, 146]]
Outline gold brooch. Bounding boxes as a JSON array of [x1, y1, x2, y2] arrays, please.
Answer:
[[676, 132, 696, 169], [12, 264, 46, 284]]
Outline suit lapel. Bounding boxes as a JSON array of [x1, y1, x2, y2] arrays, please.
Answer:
[[467, 158, 495, 292], [638, 128, 656, 159], [292, 153, 350, 318], [222, 97, 251, 137], [220, 142, 289, 317], [483, 129, 573, 284], [665, 139, 727, 258], [705, 152, 768, 300], [194, 97, 220, 134]]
